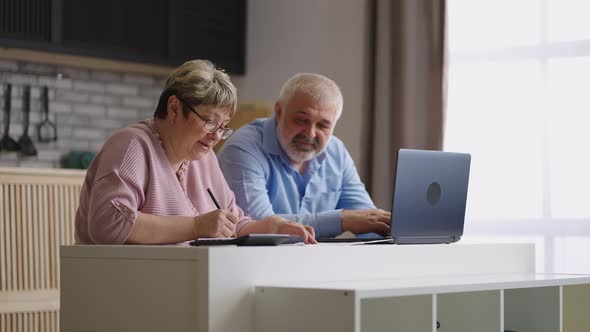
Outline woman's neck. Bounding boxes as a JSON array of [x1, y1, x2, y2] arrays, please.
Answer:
[[154, 118, 184, 173]]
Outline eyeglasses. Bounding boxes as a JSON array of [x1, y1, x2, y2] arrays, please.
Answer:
[[177, 96, 234, 139]]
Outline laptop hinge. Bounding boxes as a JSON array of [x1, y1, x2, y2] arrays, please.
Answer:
[[394, 236, 458, 245]]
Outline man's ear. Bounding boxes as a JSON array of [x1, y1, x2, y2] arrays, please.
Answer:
[[274, 102, 282, 120]]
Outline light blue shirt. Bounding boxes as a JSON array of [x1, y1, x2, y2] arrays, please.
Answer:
[[217, 116, 375, 238]]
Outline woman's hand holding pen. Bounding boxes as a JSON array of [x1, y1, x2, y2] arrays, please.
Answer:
[[193, 210, 238, 238]]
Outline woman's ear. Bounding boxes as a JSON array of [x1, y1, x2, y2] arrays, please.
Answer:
[[166, 95, 180, 124]]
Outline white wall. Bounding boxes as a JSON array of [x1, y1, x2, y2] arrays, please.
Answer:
[[232, 0, 372, 179]]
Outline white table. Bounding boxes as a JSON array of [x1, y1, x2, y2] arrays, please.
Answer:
[[59, 243, 590, 332]]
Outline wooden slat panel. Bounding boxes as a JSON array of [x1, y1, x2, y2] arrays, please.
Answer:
[[4, 184, 9, 292], [67, 185, 80, 244], [60, 186, 65, 248], [67, 186, 74, 245], [66, 185, 75, 244], [46, 311, 51, 332], [48, 185, 57, 289], [33, 185, 41, 291], [64, 186, 70, 245], [52, 185, 61, 288], [7, 184, 13, 291], [9, 184, 16, 291], [16, 184, 23, 291], [57, 186, 65, 290], [40, 185, 48, 291], [40, 185, 46, 291], [1, 167, 84, 330], [54, 310, 58, 332], [14, 185, 20, 291], [23, 184, 30, 291], [61, 186, 69, 246], [54, 311, 57, 332], [1, 184, 6, 291], [6, 184, 11, 291], [33, 311, 39, 332]]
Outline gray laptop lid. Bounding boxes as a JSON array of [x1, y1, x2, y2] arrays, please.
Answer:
[[391, 149, 471, 244]]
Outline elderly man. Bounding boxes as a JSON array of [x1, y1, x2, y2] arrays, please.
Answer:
[[217, 73, 390, 238]]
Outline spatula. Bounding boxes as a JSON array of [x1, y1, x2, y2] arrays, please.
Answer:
[[18, 85, 38, 156], [0, 83, 20, 152], [37, 86, 57, 142]]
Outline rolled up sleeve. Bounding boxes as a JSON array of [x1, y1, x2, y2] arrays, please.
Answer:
[[87, 171, 142, 244]]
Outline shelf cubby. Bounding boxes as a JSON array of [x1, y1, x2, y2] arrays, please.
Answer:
[[504, 286, 560, 332], [438, 290, 500, 332], [361, 295, 432, 332], [563, 283, 590, 332]]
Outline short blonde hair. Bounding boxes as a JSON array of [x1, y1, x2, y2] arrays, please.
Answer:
[[154, 60, 237, 118], [278, 73, 343, 119]]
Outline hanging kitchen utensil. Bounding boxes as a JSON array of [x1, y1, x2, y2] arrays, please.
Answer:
[[18, 85, 37, 156], [37, 86, 57, 142], [0, 83, 21, 152]]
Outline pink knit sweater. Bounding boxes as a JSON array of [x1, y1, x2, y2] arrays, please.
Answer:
[[75, 118, 253, 244]]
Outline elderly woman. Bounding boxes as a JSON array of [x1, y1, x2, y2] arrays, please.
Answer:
[[75, 60, 316, 244]]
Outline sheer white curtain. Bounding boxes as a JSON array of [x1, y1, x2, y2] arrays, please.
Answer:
[[446, 0, 590, 273]]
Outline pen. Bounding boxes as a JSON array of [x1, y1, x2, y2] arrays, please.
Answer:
[[207, 188, 221, 209]]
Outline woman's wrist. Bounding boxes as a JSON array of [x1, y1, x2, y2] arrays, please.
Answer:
[[192, 216, 200, 238]]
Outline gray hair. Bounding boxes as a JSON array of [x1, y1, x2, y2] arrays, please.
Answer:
[[154, 59, 237, 119], [278, 73, 343, 119]]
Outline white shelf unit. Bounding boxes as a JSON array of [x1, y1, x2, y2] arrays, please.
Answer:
[[255, 273, 590, 332]]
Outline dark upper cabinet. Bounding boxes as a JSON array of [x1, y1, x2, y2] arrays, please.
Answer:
[[0, 0, 52, 42], [169, 0, 246, 74], [0, 0, 247, 74]]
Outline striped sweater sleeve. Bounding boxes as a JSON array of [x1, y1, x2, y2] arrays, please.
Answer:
[[86, 135, 147, 244]]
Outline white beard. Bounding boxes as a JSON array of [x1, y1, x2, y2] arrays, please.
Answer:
[[280, 138, 318, 163], [277, 129, 326, 164]]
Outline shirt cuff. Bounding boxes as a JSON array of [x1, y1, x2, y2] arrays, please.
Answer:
[[111, 199, 138, 244], [316, 209, 342, 238]]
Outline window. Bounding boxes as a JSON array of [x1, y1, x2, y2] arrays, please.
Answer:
[[445, 0, 590, 273]]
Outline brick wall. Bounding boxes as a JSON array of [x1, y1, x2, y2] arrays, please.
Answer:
[[0, 59, 166, 168]]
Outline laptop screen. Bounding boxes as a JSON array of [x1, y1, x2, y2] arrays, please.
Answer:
[[390, 149, 471, 244]]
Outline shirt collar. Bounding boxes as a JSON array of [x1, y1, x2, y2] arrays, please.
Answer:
[[262, 115, 283, 156], [261, 115, 328, 166]]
